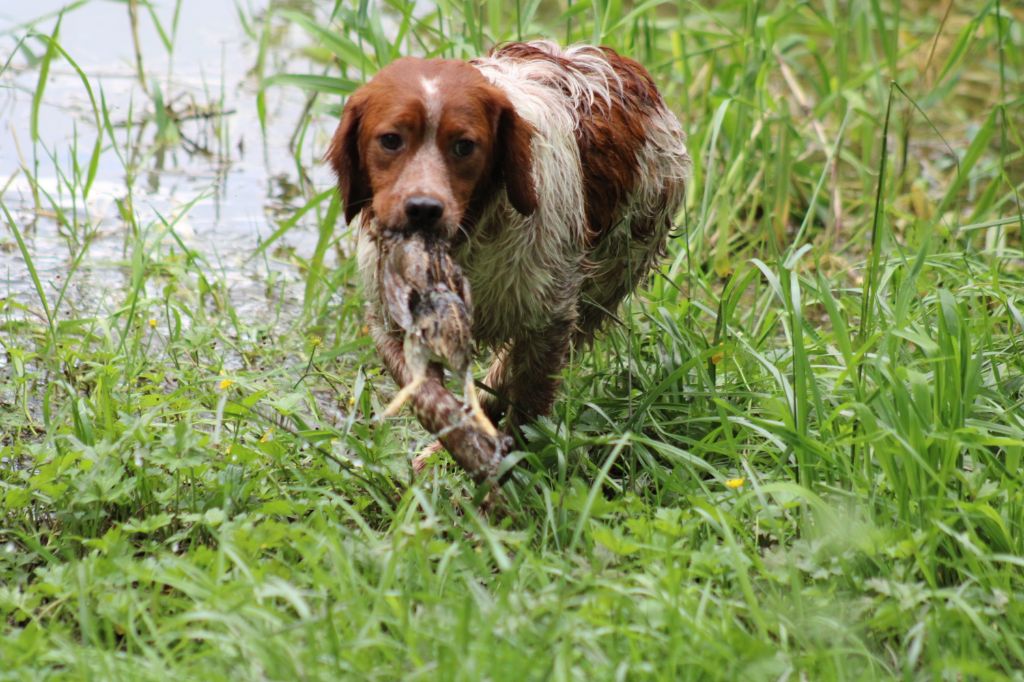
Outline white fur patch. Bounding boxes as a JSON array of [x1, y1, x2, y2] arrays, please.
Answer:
[[421, 77, 442, 134], [466, 48, 590, 341]]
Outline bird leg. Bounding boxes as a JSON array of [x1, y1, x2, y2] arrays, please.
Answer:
[[381, 373, 426, 418], [463, 368, 498, 438], [499, 320, 573, 433], [385, 367, 498, 440], [369, 317, 509, 483], [380, 336, 429, 418]]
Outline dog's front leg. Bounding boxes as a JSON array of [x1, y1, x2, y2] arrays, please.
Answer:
[[488, 318, 574, 434], [369, 315, 509, 482]]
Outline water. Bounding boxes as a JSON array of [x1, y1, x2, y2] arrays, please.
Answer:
[[0, 0, 339, 324]]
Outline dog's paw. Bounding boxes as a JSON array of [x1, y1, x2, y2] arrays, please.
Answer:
[[412, 440, 445, 474]]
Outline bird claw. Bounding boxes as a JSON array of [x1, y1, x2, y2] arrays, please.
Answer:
[[464, 398, 499, 439], [463, 373, 499, 438]]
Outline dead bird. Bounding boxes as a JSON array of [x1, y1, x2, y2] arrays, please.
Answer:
[[378, 231, 497, 438]]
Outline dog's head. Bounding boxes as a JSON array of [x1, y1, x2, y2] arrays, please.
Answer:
[[327, 57, 537, 239]]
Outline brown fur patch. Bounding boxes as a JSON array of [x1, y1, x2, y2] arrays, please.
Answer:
[[326, 58, 535, 238], [487, 44, 664, 245]]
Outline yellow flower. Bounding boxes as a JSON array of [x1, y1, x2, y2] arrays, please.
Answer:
[[148, 318, 157, 328], [309, 335, 322, 347], [218, 378, 234, 391], [725, 477, 745, 489]]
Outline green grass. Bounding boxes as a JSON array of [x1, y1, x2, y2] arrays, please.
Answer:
[[3, 0, 1024, 679]]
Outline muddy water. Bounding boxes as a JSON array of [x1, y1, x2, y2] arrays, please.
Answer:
[[0, 0, 339, 326]]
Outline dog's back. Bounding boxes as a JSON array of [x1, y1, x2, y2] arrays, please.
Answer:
[[464, 41, 690, 345]]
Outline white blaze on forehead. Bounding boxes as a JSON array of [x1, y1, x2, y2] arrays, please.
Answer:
[[420, 77, 442, 135], [384, 77, 451, 217]]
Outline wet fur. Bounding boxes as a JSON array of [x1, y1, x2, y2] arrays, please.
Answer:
[[329, 40, 690, 458]]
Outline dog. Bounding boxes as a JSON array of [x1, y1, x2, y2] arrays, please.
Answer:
[[328, 41, 690, 479]]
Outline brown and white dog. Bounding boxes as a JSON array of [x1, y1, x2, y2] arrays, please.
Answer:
[[328, 41, 690, 479]]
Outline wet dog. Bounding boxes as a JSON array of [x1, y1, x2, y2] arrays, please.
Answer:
[[328, 41, 690, 479]]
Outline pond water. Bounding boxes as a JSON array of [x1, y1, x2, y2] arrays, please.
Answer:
[[0, 0, 337, 324]]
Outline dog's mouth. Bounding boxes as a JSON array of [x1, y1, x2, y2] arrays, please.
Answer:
[[448, 226, 469, 249], [379, 220, 463, 245]]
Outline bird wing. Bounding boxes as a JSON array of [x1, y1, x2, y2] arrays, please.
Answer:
[[417, 291, 473, 372], [430, 245, 473, 320]]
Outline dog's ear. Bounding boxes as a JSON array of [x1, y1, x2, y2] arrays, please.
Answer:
[[496, 103, 538, 217], [326, 94, 372, 225]]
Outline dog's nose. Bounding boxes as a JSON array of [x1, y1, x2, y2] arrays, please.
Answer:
[[404, 196, 444, 228]]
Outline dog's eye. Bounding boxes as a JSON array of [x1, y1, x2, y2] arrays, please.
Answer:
[[452, 139, 476, 158], [380, 133, 403, 151]]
